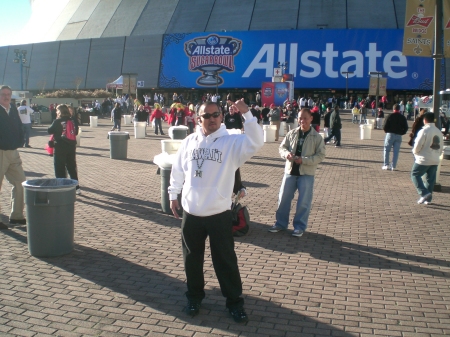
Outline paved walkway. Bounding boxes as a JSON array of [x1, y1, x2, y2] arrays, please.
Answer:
[[1, 112, 449, 337]]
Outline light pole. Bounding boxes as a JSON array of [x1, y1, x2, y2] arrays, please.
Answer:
[[13, 49, 27, 90], [277, 61, 288, 75], [215, 70, 219, 96], [369, 71, 388, 111], [341, 71, 354, 102]]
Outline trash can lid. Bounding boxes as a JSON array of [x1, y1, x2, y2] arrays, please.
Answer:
[[108, 131, 130, 135], [22, 178, 78, 192], [153, 153, 176, 169]]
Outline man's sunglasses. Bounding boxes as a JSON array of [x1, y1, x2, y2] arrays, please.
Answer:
[[200, 111, 221, 119]]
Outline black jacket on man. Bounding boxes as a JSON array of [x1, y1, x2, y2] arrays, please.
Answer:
[[0, 104, 24, 150], [383, 112, 408, 135]]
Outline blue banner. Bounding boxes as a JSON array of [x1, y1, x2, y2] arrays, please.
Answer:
[[159, 29, 433, 91]]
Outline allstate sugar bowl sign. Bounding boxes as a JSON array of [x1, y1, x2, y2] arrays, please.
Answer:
[[159, 29, 433, 90]]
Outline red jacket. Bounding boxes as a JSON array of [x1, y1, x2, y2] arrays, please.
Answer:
[[150, 108, 165, 121]]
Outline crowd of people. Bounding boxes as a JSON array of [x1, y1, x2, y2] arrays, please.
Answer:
[[1, 83, 448, 324]]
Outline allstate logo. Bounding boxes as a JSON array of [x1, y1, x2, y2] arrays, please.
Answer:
[[184, 34, 242, 86]]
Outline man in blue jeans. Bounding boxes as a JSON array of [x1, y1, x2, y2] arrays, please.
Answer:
[[269, 108, 326, 237], [382, 104, 408, 171], [17, 100, 34, 147], [411, 113, 443, 204]]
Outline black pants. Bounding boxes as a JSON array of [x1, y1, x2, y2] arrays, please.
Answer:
[[181, 210, 244, 309], [54, 144, 79, 185]]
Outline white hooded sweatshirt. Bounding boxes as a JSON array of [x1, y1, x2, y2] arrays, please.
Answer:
[[169, 111, 263, 217], [413, 123, 443, 165]]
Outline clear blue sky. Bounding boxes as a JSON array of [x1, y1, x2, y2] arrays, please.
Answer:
[[0, 0, 32, 47]]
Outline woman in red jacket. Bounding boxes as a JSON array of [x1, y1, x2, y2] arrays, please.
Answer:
[[150, 103, 165, 135]]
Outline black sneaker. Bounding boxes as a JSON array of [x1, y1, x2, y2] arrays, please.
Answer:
[[184, 301, 200, 317], [9, 218, 26, 225], [0, 222, 9, 230], [229, 307, 248, 323]]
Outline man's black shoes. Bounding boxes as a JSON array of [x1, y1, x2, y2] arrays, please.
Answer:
[[229, 307, 249, 323], [0, 222, 9, 230], [9, 219, 26, 225], [184, 301, 200, 317]]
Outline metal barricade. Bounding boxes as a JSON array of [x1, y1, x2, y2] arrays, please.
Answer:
[[33, 112, 41, 125]]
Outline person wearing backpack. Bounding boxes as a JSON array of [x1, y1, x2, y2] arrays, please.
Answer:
[[48, 104, 81, 195]]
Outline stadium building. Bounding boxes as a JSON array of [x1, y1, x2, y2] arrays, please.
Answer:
[[0, 0, 448, 105]]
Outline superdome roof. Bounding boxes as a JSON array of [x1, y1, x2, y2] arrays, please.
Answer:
[[25, 0, 406, 44]]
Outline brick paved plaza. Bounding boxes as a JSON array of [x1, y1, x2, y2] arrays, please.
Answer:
[[1, 112, 450, 337]]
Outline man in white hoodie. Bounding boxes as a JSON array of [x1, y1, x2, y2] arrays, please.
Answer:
[[411, 113, 444, 204], [169, 99, 263, 323]]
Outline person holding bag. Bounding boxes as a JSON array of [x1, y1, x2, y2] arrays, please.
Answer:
[[48, 104, 81, 194]]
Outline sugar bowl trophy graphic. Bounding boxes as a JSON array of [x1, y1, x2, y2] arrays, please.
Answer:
[[184, 34, 242, 86]]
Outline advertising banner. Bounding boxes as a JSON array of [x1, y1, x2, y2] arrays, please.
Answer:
[[402, 0, 435, 57], [160, 29, 433, 90], [379, 77, 387, 96], [123, 77, 129, 94], [444, 0, 450, 58], [261, 82, 291, 107], [368, 77, 387, 96], [369, 77, 378, 95]]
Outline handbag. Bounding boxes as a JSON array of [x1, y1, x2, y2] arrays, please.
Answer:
[[231, 195, 250, 237], [45, 135, 55, 156]]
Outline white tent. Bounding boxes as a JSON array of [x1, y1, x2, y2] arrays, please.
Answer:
[[106, 76, 123, 89]]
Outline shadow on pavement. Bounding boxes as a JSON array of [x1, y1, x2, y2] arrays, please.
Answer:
[[77, 146, 110, 152], [77, 187, 171, 221], [23, 171, 48, 178], [241, 229, 450, 279], [2, 229, 354, 336]]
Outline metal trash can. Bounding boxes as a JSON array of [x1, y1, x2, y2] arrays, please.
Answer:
[[108, 131, 130, 159], [22, 178, 78, 257], [153, 153, 182, 214], [169, 126, 189, 140], [134, 122, 146, 139], [90, 116, 98, 127], [76, 128, 82, 147]]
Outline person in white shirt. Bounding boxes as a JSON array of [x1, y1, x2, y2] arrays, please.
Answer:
[[411, 113, 444, 205], [211, 94, 218, 103], [169, 99, 263, 323], [17, 100, 33, 148]]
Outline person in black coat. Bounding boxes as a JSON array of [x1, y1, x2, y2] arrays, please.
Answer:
[[0, 85, 27, 229], [48, 104, 80, 194]]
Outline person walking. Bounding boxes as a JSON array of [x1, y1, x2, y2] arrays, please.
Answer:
[[323, 106, 342, 147], [268, 108, 325, 237], [149, 103, 165, 135], [17, 100, 34, 148], [48, 104, 81, 194], [376, 103, 384, 129], [411, 113, 443, 204], [110, 102, 123, 131], [268, 104, 281, 141], [382, 103, 408, 171], [168, 100, 263, 323], [0, 85, 27, 230]]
